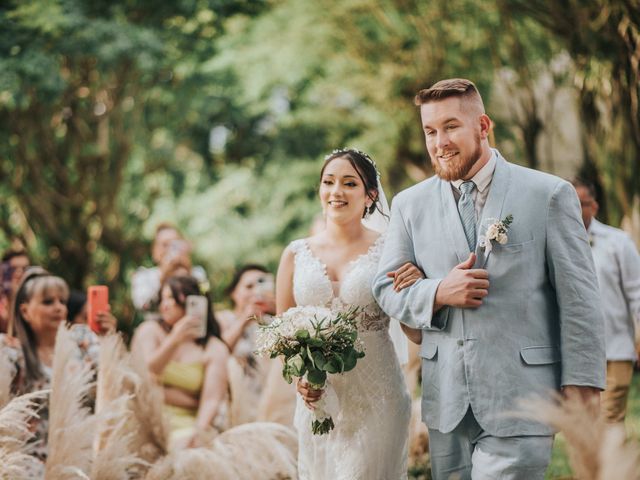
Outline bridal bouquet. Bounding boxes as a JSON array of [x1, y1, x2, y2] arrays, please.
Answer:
[[255, 305, 365, 434]]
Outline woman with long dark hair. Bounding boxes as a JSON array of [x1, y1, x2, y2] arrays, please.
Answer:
[[131, 274, 229, 449]]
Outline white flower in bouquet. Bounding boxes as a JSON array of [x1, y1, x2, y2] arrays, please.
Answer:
[[255, 305, 364, 435]]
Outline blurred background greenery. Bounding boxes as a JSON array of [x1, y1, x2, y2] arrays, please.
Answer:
[[1, 0, 639, 324]]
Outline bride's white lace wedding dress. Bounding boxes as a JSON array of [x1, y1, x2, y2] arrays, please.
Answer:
[[289, 237, 411, 480]]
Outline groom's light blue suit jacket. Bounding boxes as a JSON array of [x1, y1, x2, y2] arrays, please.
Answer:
[[373, 152, 606, 436]]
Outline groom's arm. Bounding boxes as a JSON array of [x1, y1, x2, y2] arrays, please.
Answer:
[[546, 181, 606, 390], [373, 195, 448, 330]]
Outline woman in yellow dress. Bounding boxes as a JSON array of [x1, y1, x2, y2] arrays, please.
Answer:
[[132, 275, 229, 449]]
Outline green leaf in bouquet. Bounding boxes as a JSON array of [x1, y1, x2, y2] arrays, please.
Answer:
[[342, 348, 361, 372], [306, 368, 327, 386], [306, 337, 324, 347], [282, 364, 293, 384], [324, 355, 344, 374], [287, 353, 306, 377], [312, 417, 335, 435], [310, 350, 327, 370], [295, 329, 310, 341]]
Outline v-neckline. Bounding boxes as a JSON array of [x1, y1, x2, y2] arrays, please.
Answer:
[[302, 236, 382, 296]]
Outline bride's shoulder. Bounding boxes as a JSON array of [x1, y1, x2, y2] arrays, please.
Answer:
[[363, 229, 385, 248], [285, 237, 308, 255]]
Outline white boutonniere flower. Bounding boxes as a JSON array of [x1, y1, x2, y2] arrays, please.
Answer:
[[479, 214, 513, 253]]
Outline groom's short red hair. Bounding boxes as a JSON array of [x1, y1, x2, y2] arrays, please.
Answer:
[[414, 78, 485, 114]]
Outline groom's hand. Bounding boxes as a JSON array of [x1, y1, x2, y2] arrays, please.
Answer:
[[434, 253, 489, 310]]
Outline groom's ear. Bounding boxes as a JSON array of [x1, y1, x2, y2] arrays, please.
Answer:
[[478, 114, 492, 139]]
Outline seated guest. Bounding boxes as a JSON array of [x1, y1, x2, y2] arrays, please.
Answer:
[[218, 264, 275, 357], [0, 248, 30, 333], [131, 275, 229, 449], [131, 223, 208, 322], [66, 290, 88, 325], [217, 265, 279, 425], [0, 267, 115, 467]]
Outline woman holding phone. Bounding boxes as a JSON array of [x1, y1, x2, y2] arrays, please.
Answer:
[[131, 274, 229, 449], [0, 267, 115, 471]]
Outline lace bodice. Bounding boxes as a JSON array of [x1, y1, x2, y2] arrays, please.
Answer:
[[289, 237, 390, 332]]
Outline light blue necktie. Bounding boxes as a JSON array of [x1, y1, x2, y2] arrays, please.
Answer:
[[458, 181, 477, 251]]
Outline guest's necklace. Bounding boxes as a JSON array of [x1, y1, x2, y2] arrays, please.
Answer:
[[157, 318, 173, 334]]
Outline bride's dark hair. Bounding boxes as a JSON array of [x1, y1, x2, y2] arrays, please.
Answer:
[[320, 149, 381, 218]]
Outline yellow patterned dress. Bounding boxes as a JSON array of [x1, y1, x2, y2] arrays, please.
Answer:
[[161, 361, 205, 446]]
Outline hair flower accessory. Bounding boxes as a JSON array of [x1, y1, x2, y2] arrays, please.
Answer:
[[324, 148, 380, 178], [479, 214, 513, 253]]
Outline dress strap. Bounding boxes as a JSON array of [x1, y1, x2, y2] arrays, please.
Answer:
[[288, 238, 307, 256]]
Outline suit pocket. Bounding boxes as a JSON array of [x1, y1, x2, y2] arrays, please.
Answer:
[[494, 238, 534, 254], [420, 341, 438, 360], [520, 346, 560, 365]]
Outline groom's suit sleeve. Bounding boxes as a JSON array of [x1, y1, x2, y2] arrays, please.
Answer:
[[546, 181, 606, 389], [373, 193, 448, 330]]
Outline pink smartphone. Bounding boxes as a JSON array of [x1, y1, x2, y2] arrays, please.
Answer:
[[87, 285, 109, 333], [186, 295, 208, 338]]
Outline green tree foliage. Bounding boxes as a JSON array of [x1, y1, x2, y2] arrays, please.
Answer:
[[505, 0, 640, 223], [0, 0, 264, 305]]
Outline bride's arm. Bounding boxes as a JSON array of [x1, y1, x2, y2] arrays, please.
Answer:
[[276, 246, 296, 314], [275, 245, 321, 408], [387, 262, 425, 292], [400, 323, 422, 344]]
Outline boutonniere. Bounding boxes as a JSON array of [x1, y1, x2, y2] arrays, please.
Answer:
[[479, 214, 513, 253]]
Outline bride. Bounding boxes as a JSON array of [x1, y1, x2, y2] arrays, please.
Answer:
[[275, 148, 423, 480]]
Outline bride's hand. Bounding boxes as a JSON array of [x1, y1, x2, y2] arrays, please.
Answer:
[[387, 262, 425, 292], [296, 379, 324, 410]]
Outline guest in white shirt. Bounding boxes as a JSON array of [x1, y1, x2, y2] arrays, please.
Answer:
[[573, 178, 640, 422], [131, 223, 208, 322]]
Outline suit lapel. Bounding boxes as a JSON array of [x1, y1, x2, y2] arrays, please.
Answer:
[[475, 153, 511, 267], [440, 178, 473, 263]]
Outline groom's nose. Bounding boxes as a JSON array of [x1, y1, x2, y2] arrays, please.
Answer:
[[437, 131, 451, 149]]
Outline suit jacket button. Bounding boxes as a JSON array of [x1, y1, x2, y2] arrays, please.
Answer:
[[457, 340, 464, 346]]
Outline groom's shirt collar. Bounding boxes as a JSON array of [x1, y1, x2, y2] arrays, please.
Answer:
[[451, 151, 497, 193]]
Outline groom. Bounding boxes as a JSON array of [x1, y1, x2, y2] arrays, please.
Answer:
[[373, 78, 605, 479]]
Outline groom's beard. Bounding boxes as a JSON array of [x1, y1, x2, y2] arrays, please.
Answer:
[[431, 133, 482, 181]]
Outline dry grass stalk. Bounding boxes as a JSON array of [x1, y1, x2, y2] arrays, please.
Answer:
[[0, 390, 49, 479], [143, 448, 238, 480], [144, 422, 297, 480], [519, 394, 640, 480], [0, 446, 43, 479], [408, 398, 429, 468], [209, 422, 298, 479], [0, 348, 13, 409], [45, 324, 96, 480], [90, 395, 148, 480], [126, 347, 169, 464], [91, 333, 158, 478], [0, 390, 47, 448]]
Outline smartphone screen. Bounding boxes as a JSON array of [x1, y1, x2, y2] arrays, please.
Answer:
[[166, 240, 190, 261], [185, 295, 208, 338], [87, 285, 109, 334]]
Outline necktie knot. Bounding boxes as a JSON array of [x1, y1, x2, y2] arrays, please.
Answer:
[[460, 181, 475, 195]]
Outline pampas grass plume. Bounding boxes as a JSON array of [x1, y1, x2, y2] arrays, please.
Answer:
[[519, 394, 640, 480], [45, 324, 96, 479]]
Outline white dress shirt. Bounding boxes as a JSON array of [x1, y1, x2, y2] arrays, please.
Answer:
[[451, 152, 497, 222], [588, 218, 640, 361]]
